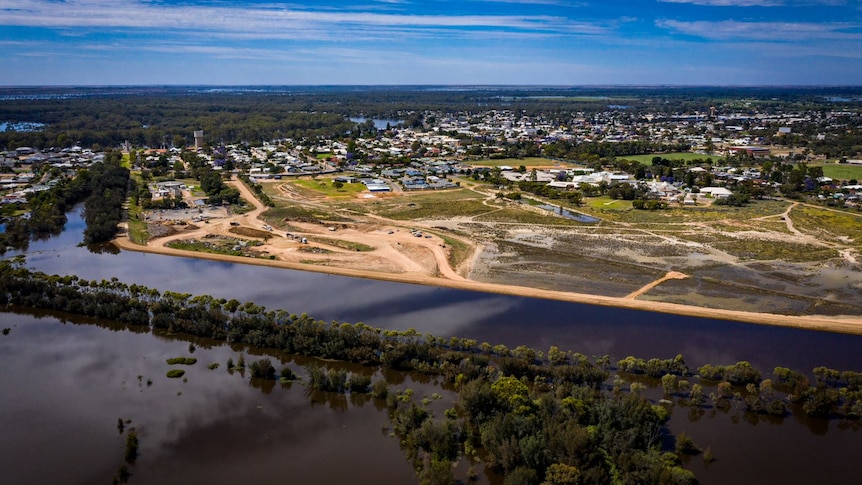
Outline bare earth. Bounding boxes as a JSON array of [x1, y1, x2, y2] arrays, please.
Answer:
[[115, 178, 862, 336]]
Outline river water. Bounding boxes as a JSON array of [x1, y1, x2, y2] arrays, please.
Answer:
[[2, 207, 861, 484]]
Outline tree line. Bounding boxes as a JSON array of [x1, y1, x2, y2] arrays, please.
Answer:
[[0, 154, 128, 252]]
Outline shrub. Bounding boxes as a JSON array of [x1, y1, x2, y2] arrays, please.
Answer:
[[166, 369, 185, 378], [166, 357, 197, 365]]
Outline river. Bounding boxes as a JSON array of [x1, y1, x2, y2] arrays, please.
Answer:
[[2, 207, 861, 484]]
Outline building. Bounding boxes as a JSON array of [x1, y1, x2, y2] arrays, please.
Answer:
[[194, 130, 205, 150]]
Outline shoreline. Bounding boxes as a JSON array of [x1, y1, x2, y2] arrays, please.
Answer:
[[112, 235, 862, 336]]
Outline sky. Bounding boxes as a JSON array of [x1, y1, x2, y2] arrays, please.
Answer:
[[1, 0, 861, 86]]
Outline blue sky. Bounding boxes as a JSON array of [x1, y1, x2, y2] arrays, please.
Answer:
[[1, 0, 861, 86]]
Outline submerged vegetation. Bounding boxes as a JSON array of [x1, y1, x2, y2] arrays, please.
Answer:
[[3, 261, 862, 483]]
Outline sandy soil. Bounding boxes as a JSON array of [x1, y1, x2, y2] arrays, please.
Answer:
[[114, 178, 862, 336]]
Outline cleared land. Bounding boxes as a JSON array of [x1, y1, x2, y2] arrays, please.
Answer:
[[115, 173, 862, 334]]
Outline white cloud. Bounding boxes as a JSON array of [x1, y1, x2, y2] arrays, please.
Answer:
[[656, 19, 862, 41], [659, 0, 785, 5], [658, 0, 847, 6], [0, 0, 609, 38]]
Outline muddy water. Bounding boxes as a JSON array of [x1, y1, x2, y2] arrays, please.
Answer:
[[0, 311, 421, 485]]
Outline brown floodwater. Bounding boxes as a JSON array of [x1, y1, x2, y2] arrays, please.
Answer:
[[0, 311, 426, 485]]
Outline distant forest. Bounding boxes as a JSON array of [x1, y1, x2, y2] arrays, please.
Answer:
[[2, 85, 861, 150]]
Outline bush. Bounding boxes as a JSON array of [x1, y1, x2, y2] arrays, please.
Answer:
[[348, 374, 373, 393], [166, 357, 197, 365], [166, 369, 186, 378], [371, 380, 390, 399], [249, 358, 276, 379]]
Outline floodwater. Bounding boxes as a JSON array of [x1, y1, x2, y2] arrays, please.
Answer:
[[0, 310, 420, 485], [535, 203, 600, 223], [3, 207, 862, 484]]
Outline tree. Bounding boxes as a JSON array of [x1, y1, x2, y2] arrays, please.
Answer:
[[333, 180, 344, 191]]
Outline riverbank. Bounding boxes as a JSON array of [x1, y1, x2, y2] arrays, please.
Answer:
[[112, 234, 862, 336]]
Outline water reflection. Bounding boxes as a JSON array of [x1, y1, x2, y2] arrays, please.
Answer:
[[0, 311, 421, 485]]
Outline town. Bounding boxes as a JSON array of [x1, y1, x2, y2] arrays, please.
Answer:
[[4, 100, 862, 208]]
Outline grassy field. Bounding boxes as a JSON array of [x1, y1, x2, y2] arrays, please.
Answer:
[[791, 205, 862, 246], [583, 198, 789, 224], [290, 179, 368, 198], [467, 157, 576, 168], [819, 163, 862, 181], [228, 226, 275, 239], [584, 196, 634, 212], [262, 205, 353, 226], [680, 233, 837, 262], [369, 189, 491, 220], [617, 152, 725, 164], [306, 236, 375, 252], [439, 232, 473, 272], [126, 173, 149, 244]]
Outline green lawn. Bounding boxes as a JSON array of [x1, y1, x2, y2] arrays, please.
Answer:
[[291, 178, 368, 197], [617, 152, 725, 164], [467, 157, 575, 168], [584, 196, 633, 212], [819, 163, 862, 181]]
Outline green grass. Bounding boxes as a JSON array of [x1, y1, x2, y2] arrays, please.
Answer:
[[617, 152, 725, 164], [365, 189, 490, 220], [791, 205, 862, 246], [680, 233, 837, 262], [439, 232, 473, 272], [228, 226, 274, 239], [467, 157, 572, 168], [126, 173, 149, 245], [307, 236, 375, 252], [290, 179, 368, 198], [583, 199, 789, 224], [263, 205, 353, 225], [584, 196, 634, 212], [819, 163, 862, 181], [374, 198, 492, 220]]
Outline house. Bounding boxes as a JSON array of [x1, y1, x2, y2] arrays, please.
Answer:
[[699, 187, 733, 199]]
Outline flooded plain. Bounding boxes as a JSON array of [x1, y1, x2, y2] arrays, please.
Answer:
[[3, 207, 862, 484]]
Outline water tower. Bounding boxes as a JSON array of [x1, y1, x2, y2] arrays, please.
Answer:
[[194, 130, 204, 150]]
